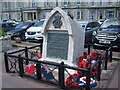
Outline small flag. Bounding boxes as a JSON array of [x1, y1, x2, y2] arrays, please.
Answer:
[[25, 64, 36, 76], [41, 66, 54, 80]]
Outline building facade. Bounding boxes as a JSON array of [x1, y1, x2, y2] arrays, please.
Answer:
[[1, 0, 120, 21]]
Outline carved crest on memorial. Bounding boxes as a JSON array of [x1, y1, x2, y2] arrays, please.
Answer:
[[53, 15, 62, 28]]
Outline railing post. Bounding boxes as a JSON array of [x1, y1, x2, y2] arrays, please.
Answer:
[[59, 61, 65, 89], [36, 61, 42, 80], [86, 67, 90, 90], [18, 54, 24, 77], [4, 52, 9, 73], [104, 49, 108, 70], [40, 43, 43, 54], [109, 44, 113, 62], [88, 42, 90, 55], [97, 56, 101, 81], [25, 47, 29, 65]]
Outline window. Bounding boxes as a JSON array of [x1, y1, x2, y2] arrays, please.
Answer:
[[86, 22, 93, 31], [90, 11, 95, 20], [77, 0, 80, 5], [98, 11, 103, 19], [92, 22, 100, 28], [17, 2, 21, 8], [92, 0, 95, 6], [77, 11, 80, 20], [107, 11, 114, 19], [64, 0, 69, 6], [29, 1, 31, 7], [108, 0, 112, 5], [44, 0, 49, 7], [32, 0, 36, 7], [33, 20, 44, 27], [5, 2, 8, 9], [100, 0, 102, 5]]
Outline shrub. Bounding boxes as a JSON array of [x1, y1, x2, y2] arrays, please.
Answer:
[[0, 29, 6, 37]]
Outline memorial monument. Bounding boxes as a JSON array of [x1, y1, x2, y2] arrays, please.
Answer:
[[40, 7, 84, 66]]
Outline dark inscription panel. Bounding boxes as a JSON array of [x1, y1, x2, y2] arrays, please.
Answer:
[[47, 33, 69, 60]]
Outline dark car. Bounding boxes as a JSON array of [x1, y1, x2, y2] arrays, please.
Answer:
[[6, 22, 35, 41], [0, 22, 18, 32], [2, 19, 18, 23], [92, 17, 120, 48], [78, 20, 100, 43]]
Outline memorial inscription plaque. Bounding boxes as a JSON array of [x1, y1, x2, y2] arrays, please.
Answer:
[[47, 33, 69, 60]]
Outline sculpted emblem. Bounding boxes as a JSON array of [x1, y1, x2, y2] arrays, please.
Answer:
[[53, 15, 63, 28]]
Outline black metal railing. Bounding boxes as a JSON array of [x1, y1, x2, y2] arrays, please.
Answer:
[[86, 43, 113, 70], [4, 43, 113, 90]]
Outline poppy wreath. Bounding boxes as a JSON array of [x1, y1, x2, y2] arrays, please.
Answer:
[[65, 73, 83, 88], [66, 52, 101, 88], [78, 53, 99, 77]]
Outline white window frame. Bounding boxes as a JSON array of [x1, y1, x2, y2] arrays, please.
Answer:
[[77, 11, 80, 20], [90, 10, 95, 20], [100, 0, 102, 5], [64, 0, 69, 6], [108, 0, 112, 6], [44, 0, 50, 7], [98, 10, 103, 19], [91, 0, 95, 6], [76, 0, 81, 5], [106, 10, 114, 19]]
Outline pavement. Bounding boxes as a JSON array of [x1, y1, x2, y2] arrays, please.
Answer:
[[2, 41, 58, 89], [1, 40, 120, 89]]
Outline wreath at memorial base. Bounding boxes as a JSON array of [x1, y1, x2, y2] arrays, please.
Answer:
[[66, 73, 83, 88], [66, 52, 101, 88]]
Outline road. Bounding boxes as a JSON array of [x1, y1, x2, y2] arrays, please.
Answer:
[[1, 40, 120, 89]]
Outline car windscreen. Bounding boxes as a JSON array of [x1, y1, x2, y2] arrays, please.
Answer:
[[1, 23, 18, 27], [6, 23, 18, 27], [101, 18, 120, 28], [33, 20, 44, 27], [15, 22, 31, 29]]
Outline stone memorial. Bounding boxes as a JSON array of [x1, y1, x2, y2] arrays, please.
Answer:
[[40, 7, 84, 66]]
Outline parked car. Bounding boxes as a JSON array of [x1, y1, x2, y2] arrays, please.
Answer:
[[25, 19, 45, 42], [78, 20, 100, 43], [2, 19, 18, 23], [6, 22, 35, 41], [92, 17, 120, 48], [0, 22, 18, 32], [98, 19, 105, 25]]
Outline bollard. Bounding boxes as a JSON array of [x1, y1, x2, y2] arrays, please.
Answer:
[[109, 44, 113, 62], [4, 52, 9, 73], [18, 54, 24, 77], [36, 61, 42, 80], [97, 56, 101, 81], [88, 42, 91, 55], [25, 47, 29, 65], [59, 61, 65, 89], [86, 67, 90, 90], [104, 49, 108, 70]]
